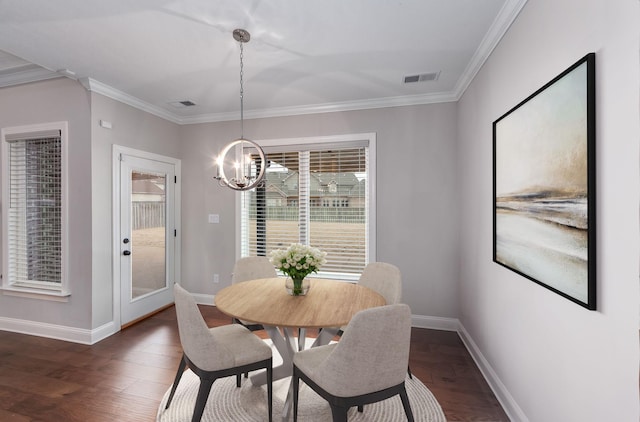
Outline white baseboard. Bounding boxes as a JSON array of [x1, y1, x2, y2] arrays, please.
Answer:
[[0, 293, 213, 345], [458, 323, 527, 422], [411, 314, 460, 331], [193, 293, 215, 306], [90, 321, 118, 344], [410, 315, 526, 421], [0, 316, 118, 345]]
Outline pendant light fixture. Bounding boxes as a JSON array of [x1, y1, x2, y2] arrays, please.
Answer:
[[214, 29, 266, 191]]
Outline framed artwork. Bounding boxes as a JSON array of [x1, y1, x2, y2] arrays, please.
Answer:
[[493, 53, 596, 310]]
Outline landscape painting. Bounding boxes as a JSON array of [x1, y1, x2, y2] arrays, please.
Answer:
[[493, 53, 596, 310]]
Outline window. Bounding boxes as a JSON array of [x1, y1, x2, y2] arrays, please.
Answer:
[[240, 133, 376, 281], [1, 122, 68, 297]]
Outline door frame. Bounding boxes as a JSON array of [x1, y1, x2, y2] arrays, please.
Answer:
[[112, 145, 181, 329]]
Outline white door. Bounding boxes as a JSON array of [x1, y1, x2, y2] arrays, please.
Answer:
[[118, 152, 178, 326]]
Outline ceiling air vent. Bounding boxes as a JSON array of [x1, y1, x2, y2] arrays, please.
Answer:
[[168, 100, 197, 108], [403, 71, 440, 84]]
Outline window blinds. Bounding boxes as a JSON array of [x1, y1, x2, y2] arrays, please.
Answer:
[[307, 148, 368, 275], [241, 144, 369, 278], [8, 136, 62, 286]]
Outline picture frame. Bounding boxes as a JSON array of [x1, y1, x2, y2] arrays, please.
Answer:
[[493, 53, 596, 310]]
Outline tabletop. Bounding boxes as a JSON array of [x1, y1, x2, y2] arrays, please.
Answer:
[[214, 277, 386, 328]]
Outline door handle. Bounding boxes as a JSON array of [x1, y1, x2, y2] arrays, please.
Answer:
[[123, 250, 131, 256]]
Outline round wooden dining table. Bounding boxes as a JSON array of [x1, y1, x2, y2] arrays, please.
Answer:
[[215, 277, 386, 421], [215, 276, 385, 328]]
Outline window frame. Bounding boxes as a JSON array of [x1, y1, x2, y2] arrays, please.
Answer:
[[236, 132, 376, 282], [1, 122, 69, 300]]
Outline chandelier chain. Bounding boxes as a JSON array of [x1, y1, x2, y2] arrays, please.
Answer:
[[239, 40, 244, 139], [214, 28, 266, 191]]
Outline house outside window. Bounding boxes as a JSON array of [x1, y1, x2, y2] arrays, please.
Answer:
[[1, 122, 68, 298], [240, 133, 376, 281]]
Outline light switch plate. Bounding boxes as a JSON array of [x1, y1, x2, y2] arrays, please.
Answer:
[[208, 214, 219, 224]]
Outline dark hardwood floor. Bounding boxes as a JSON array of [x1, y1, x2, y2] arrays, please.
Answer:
[[0, 305, 509, 421]]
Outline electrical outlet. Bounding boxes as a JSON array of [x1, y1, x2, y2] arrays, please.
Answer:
[[213, 274, 219, 283]]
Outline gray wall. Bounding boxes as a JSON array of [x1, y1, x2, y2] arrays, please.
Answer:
[[456, 0, 639, 420], [179, 103, 460, 318], [0, 78, 92, 328], [90, 93, 182, 327], [0, 80, 183, 330]]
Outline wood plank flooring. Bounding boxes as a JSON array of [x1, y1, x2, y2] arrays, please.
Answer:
[[0, 306, 509, 421]]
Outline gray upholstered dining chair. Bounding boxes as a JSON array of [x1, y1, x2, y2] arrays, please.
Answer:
[[358, 262, 402, 305], [231, 256, 277, 331], [292, 304, 414, 422], [338, 262, 402, 333], [232, 256, 277, 284], [342, 261, 413, 379], [165, 284, 273, 422]]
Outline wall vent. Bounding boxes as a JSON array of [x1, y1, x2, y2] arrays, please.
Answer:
[[403, 71, 440, 84], [168, 100, 197, 108]]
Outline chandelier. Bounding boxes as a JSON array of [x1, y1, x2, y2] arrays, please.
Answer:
[[214, 29, 266, 191]]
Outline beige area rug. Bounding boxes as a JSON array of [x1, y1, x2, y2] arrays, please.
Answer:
[[156, 371, 446, 421], [157, 340, 446, 422]]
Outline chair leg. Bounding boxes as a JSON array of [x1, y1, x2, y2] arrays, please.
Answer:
[[398, 385, 414, 422], [407, 365, 413, 379], [292, 371, 299, 422], [267, 363, 273, 422], [298, 328, 306, 351], [357, 404, 363, 412], [236, 373, 241, 387], [191, 378, 215, 422], [329, 405, 348, 421], [165, 355, 187, 409]]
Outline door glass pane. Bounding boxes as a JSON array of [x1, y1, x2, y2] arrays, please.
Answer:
[[131, 170, 166, 299]]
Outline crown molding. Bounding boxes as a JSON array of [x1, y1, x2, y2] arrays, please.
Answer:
[[75, 0, 527, 126], [79, 75, 459, 125], [180, 91, 459, 125], [453, 0, 528, 100], [78, 77, 183, 124], [0, 65, 62, 88]]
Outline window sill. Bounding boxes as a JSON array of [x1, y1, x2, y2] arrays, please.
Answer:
[[0, 286, 70, 302]]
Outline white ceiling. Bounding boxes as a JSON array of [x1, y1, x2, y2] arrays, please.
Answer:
[[0, 0, 527, 124]]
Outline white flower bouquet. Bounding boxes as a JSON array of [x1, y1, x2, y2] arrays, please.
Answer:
[[269, 243, 327, 295]]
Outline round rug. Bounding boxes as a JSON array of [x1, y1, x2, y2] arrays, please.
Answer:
[[156, 369, 446, 422]]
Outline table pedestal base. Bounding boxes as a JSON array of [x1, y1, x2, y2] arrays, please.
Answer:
[[250, 326, 340, 421], [241, 376, 342, 421]]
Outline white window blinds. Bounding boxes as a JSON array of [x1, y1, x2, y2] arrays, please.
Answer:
[[7, 134, 62, 287], [241, 135, 372, 280]]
